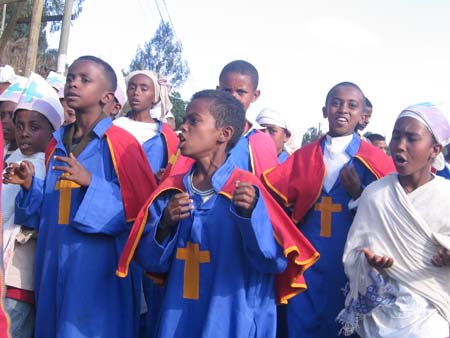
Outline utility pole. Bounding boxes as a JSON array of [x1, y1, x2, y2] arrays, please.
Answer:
[[57, 0, 74, 73], [24, 0, 44, 76]]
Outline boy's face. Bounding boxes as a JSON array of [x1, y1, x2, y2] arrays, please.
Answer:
[[14, 109, 54, 156], [65, 60, 112, 113], [0, 100, 17, 144], [358, 107, 372, 131], [127, 74, 156, 113], [178, 98, 227, 159], [372, 140, 387, 153], [218, 72, 260, 112], [261, 123, 290, 155], [322, 85, 364, 137], [60, 99, 76, 125], [389, 116, 441, 178]]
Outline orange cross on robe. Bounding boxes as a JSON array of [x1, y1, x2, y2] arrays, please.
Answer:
[[176, 241, 210, 300]]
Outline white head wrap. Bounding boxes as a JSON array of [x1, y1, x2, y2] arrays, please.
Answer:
[[14, 73, 64, 131], [126, 70, 173, 119], [397, 102, 450, 170]]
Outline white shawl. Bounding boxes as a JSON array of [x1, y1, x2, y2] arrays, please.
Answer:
[[2, 149, 45, 275], [339, 173, 450, 335]]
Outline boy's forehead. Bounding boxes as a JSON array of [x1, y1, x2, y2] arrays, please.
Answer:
[[68, 59, 103, 74], [329, 85, 363, 102], [220, 72, 255, 88]]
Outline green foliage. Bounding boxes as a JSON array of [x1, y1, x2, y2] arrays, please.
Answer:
[[5, 0, 84, 39], [301, 126, 323, 146], [129, 21, 190, 89], [170, 91, 187, 129]]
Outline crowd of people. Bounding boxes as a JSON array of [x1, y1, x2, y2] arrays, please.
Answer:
[[0, 57, 449, 338]]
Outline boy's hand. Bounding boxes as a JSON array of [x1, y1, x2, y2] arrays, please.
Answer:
[[155, 168, 165, 184], [341, 164, 362, 199], [52, 153, 91, 187], [431, 247, 450, 267], [3, 161, 35, 190], [362, 247, 394, 269], [161, 192, 193, 227], [232, 181, 257, 218]]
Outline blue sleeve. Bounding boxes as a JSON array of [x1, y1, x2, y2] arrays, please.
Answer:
[[14, 176, 44, 229], [231, 187, 287, 274], [71, 173, 127, 236], [135, 194, 180, 273]]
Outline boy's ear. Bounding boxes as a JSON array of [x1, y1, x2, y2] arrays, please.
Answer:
[[218, 125, 234, 144], [252, 89, 261, 103], [322, 106, 328, 119], [100, 92, 115, 106]]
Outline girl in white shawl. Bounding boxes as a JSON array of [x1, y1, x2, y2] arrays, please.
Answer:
[[338, 103, 450, 338]]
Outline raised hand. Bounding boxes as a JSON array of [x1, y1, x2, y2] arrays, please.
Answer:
[[341, 164, 362, 199], [431, 247, 450, 267], [3, 161, 35, 190], [232, 181, 257, 218], [52, 153, 91, 187], [362, 247, 394, 269]]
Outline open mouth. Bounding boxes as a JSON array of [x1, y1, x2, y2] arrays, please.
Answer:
[[394, 154, 407, 165]]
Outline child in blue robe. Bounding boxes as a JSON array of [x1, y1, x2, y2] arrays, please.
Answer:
[[12, 56, 157, 338], [117, 89, 319, 338], [217, 60, 278, 176], [263, 82, 395, 338]]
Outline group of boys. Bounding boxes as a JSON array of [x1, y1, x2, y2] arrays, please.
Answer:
[[1, 56, 448, 338]]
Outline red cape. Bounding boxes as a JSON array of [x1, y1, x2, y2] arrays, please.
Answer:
[[248, 130, 278, 177], [263, 136, 396, 223], [117, 168, 319, 304], [45, 125, 157, 222]]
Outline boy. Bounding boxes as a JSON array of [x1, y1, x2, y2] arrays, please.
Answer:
[[256, 107, 292, 163], [366, 133, 387, 154], [340, 103, 450, 337], [0, 75, 28, 162], [263, 82, 395, 338], [117, 89, 319, 338], [217, 60, 278, 176], [2, 73, 64, 337], [356, 97, 372, 134], [12, 56, 157, 338]]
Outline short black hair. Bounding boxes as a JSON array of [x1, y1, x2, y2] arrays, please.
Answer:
[[219, 60, 259, 90], [325, 81, 364, 106], [189, 89, 246, 151], [366, 133, 385, 143], [364, 97, 373, 109], [72, 55, 117, 92]]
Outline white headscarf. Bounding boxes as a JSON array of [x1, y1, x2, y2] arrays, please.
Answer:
[[397, 102, 450, 170], [126, 70, 173, 120]]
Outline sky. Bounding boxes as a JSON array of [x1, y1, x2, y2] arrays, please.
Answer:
[[48, 0, 450, 140]]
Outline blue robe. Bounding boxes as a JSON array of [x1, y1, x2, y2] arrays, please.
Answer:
[[278, 150, 289, 164], [142, 121, 170, 174], [135, 157, 287, 338], [229, 129, 278, 177], [15, 118, 142, 338], [284, 135, 380, 338]]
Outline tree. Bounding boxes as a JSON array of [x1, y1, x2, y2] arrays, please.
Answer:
[[0, 0, 84, 73], [169, 91, 187, 130], [129, 21, 190, 89], [301, 126, 323, 146]]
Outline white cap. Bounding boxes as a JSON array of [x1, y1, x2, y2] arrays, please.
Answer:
[[14, 73, 64, 130], [0, 75, 28, 103], [46, 71, 66, 92], [0, 65, 15, 84]]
